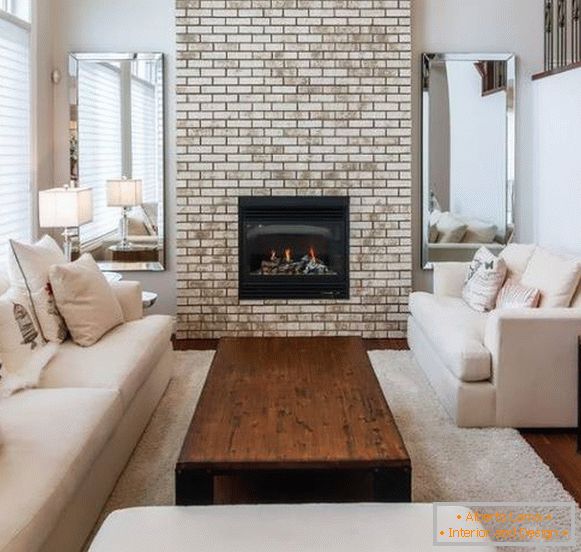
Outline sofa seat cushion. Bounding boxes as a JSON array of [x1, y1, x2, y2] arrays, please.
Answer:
[[409, 292, 491, 382], [40, 315, 173, 410], [0, 388, 122, 552]]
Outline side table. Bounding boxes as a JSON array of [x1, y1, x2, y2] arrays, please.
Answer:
[[142, 291, 158, 309]]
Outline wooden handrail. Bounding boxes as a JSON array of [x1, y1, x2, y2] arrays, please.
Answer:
[[533, 60, 581, 80]]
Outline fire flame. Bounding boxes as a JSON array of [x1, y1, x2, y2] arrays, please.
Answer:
[[284, 248, 292, 263], [270, 250, 277, 262], [308, 247, 316, 261]]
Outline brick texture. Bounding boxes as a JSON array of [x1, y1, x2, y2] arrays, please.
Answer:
[[176, 0, 412, 338]]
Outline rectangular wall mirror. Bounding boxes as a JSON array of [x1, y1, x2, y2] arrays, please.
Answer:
[[421, 53, 516, 269], [69, 53, 165, 271]]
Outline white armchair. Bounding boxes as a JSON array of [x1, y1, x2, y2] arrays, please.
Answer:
[[408, 245, 581, 428]]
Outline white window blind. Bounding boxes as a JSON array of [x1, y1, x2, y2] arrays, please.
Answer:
[[0, 0, 30, 22], [131, 76, 158, 203], [0, 13, 31, 264], [78, 62, 123, 243]]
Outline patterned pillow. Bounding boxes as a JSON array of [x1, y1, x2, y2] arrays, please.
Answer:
[[8, 236, 68, 343], [496, 280, 541, 309], [462, 247, 507, 312], [0, 288, 58, 396]]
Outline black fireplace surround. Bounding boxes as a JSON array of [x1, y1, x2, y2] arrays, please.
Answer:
[[239, 197, 350, 300]]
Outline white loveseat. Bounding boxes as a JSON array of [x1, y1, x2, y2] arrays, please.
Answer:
[[0, 279, 174, 552], [409, 244, 581, 428]]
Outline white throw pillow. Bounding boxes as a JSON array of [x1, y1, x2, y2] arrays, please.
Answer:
[[499, 244, 536, 280], [496, 280, 541, 309], [462, 247, 508, 312], [49, 254, 125, 347], [0, 289, 58, 396], [520, 248, 581, 308], [461, 218, 497, 244], [435, 212, 468, 243], [8, 236, 68, 343]]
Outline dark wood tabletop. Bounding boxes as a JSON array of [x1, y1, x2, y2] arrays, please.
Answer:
[[177, 337, 410, 475]]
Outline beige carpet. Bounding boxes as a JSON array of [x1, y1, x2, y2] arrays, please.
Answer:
[[93, 350, 580, 550]]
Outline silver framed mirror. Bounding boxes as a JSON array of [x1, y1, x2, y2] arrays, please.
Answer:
[[69, 52, 165, 272], [421, 53, 516, 269]]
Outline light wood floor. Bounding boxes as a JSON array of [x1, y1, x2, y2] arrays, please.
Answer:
[[174, 338, 581, 506]]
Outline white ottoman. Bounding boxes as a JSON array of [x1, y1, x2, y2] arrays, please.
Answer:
[[89, 504, 497, 551]]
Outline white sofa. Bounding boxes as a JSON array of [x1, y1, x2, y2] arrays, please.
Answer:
[[409, 244, 581, 428], [89, 504, 496, 552], [0, 280, 174, 552]]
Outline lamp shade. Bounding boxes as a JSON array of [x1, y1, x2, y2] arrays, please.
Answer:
[[39, 187, 93, 228], [106, 178, 143, 207]]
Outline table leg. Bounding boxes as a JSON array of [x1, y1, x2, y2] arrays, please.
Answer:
[[372, 466, 412, 502], [175, 468, 214, 505]]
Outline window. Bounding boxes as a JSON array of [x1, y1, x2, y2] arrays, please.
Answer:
[[0, 0, 31, 263], [78, 62, 123, 243]]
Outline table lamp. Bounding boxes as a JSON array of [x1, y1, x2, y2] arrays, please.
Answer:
[[107, 177, 143, 250], [38, 185, 93, 261]]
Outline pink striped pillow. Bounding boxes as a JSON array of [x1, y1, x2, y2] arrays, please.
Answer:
[[496, 280, 541, 309]]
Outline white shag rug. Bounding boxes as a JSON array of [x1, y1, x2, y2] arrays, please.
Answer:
[[94, 350, 581, 550]]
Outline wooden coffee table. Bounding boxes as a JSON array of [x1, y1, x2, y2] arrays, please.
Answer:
[[176, 337, 411, 504]]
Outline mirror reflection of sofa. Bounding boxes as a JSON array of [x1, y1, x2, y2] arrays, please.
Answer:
[[428, 208, 511, 262]]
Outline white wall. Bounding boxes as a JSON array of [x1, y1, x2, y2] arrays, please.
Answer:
[[533, 69, 581, 255], [51, 0, 176, 315], [32, 0, 54, 219], [412, 0, 544, 289]]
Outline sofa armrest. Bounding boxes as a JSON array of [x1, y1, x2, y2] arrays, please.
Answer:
[[432, 262, 469, 298], [484, 308, 581, 427], [110, 281, 143, 322]]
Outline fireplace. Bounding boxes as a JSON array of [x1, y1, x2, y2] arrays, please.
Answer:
[[239, 197, 350, 300]]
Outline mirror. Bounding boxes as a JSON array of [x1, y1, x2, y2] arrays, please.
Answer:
[[421, 53, 515, 268], [69, 53, 165, 271]]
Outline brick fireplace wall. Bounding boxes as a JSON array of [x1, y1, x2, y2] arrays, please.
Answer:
[[175, 0, 412, 338]]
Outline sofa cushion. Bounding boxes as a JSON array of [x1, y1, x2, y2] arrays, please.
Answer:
[[461, 218, 497, 244], [40, 315, 173, 410], [0, 288, 58, 395], [0, 388, 122, 552], [8, 235, 68, 343], [462, 247, 507, 312], [435, 212, 468, 243], [499, 244, 536, 280], [409, 292, 491, 382], [49, 254, 124, 347], [89, 504, 497, 552], [573, 283, 581, 309], [520, 248, 581, 308], [496, 280, 540, 309]]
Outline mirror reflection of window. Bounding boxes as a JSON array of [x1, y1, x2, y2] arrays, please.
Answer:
[[78, 62, 123, 244], [71, 54, 164, 271], [130, 62, 162, 238]]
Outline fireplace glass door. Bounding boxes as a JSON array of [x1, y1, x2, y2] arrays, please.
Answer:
[[239, 197, 349, 300]]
